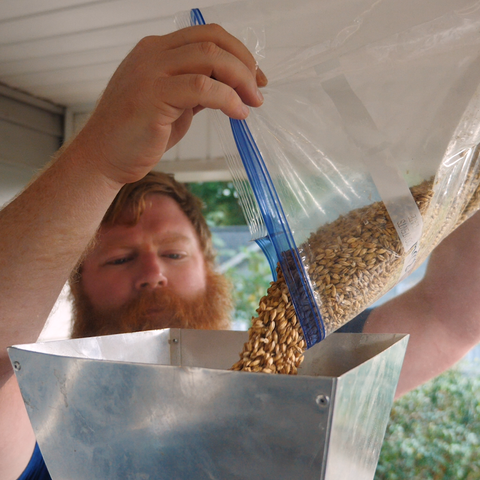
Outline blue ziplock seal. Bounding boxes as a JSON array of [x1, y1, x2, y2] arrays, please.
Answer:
[[255, 236, 278, 281], [229, 119, 325, 347], [190, 8, 206, 26], [189, 8, 325, 347]]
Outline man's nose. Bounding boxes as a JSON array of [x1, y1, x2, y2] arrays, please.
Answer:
[[135, 252, 167, 290]]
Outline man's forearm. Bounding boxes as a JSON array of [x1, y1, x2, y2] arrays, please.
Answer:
[[0, 138, 121, 378], [422, 209, 480, 341], [365, 208, 480, 397]]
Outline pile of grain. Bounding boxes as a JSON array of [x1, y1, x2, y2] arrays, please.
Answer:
[[230, 267, 305, 374], [418, 148, 480, 263], [231, 179, 434, 374], [458, 181, 480, 226], [455, 156, 480, 229], [302, 179, 434, 334]]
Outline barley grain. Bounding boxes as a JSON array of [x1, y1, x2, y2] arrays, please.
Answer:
[[231, 179, 445, 374]]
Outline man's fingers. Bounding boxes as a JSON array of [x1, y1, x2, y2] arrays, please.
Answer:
[[155, 74, 250, 120], [192, 105, 206, 115], [86, 24, 268, 181], [256, 68, 268, 88], [163, 24, 259, 80], [159, 42, 263, 108]]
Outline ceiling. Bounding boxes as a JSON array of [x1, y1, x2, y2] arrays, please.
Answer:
[[0, 0, 239, 182], [0, 0, 237, 107]]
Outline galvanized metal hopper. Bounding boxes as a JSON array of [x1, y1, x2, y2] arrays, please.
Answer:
[[9, 330, 408, 480]]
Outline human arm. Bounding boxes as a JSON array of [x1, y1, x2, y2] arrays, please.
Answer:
[[0, 24, 266, 480], [364, 209, 480, 398]]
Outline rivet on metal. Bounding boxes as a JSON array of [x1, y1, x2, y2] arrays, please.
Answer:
[[316, 394, 330, 407], [13, 361, 21, 371], [171, 338, 179, 344]]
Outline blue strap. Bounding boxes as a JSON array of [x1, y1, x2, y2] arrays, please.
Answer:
[[17, 443, 51, 480]]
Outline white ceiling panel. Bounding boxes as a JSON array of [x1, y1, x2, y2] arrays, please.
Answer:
[[2, 61, 119, 88], [0, 0, 205, 44], [0, 0, 110, 22], [0, 20, 168, 63], [30, 79, 114, 106], [0, 0, 236, 106], [0, 45, 131, 77], [0, 0, 240, 180]]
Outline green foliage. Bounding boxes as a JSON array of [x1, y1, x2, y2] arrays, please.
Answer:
[[222, 245, 273, 327], [376, 365, 480, 480], [188, 180, 272, 325], [187, 181, 246, 226]]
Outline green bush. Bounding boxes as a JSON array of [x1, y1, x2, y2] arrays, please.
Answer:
[[188, 181, 246, 226], [376, 365, 480, 480], [223, 245, 272, 327]]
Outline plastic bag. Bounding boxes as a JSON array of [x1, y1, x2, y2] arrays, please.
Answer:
[[176, 0, 480, 349]]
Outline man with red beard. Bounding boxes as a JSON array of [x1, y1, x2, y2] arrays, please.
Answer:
[[69, 171, 233, 339]]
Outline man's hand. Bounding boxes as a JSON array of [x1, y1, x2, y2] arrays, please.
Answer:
[[75, 24, 267, 187]]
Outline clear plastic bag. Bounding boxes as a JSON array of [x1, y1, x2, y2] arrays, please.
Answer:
[[176, 0, 480, 349]]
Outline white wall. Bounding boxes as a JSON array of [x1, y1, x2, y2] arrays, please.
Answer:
[[0, 162, 37, 207], [0, 85, 71, 341]]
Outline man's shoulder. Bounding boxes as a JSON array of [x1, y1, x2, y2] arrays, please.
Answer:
[[335, 308, 373, 334]]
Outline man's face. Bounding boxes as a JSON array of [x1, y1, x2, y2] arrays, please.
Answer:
[[80, 194, 208, 320]]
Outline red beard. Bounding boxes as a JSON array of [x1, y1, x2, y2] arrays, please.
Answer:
[[70, 269, 232, 338]]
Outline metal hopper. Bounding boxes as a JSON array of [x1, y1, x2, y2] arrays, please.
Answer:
[[9, 330, 408, 480]]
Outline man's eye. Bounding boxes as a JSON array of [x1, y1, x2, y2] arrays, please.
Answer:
[[108, 257, 131, 265], [166, 253, 184, 260]]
